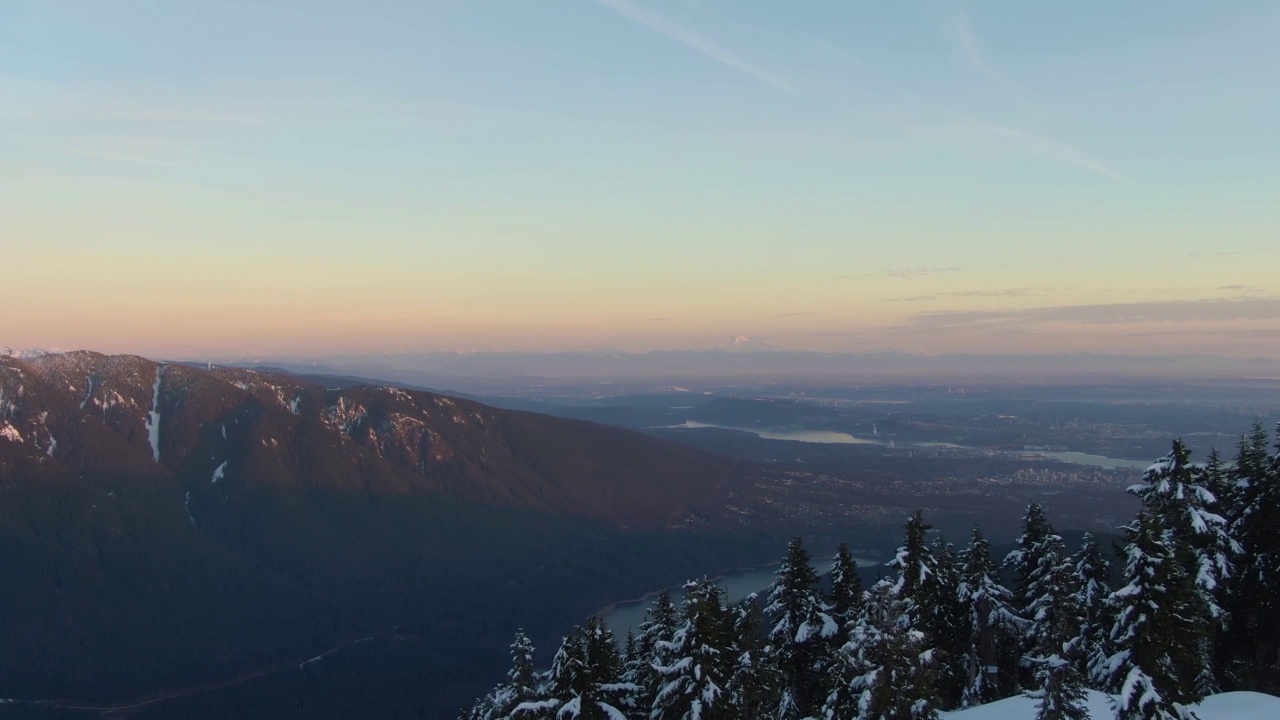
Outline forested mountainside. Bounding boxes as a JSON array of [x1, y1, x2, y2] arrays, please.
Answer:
[[0, 351, 739, 527], [466, 428, 1280, 720], [0, 351, 779, 719]]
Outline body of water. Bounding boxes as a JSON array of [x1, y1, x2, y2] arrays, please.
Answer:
[[671, 421, 1149, 470], [673, 421, 879, 445], [602, 556, 884, 638], [1026, 450, 1151, 470]]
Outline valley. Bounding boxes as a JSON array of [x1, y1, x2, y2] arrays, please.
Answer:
[[1, 351, 1277, 718]]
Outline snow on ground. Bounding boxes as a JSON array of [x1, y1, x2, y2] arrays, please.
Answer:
[[940, 691, 1280, 720], [211, 461, 226, 483]]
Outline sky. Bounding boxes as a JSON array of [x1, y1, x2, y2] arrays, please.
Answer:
[[2, 0, 1279, 359]]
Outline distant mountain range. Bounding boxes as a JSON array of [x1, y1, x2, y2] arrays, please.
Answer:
[[217, 347, 1280, 396], [0, 351, 777, 719]]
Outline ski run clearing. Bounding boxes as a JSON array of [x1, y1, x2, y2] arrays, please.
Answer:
[[940, 690, 1280, 720]]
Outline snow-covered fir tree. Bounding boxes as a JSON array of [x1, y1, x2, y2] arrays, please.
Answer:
[[1071, 533, 1113, 690], [1130, 440, 1235, 694], [1023, 536, 1089, 720], [830, 583, 940, 720], [887, 510, 935, 626], [1105, 510, 1208, 720], [626, 588, 680, 713], [651, 578, 734, 720], [1131, 441, 1235, 608], [1024, 534, 1075, 665], [462, 631, 541, 720], [512, 620, 632, 720], [765, 537, 837, 717], [1222, 422, 1280, 694], [1006, 502, 1060, 690], [957, 526, 1023, 708], [1005, 502, 1057, 609], [828, 542, 865, 631], [920, 536, 967, 708], [724, 593, 783, 719]]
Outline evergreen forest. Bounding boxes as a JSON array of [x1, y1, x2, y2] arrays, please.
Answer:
[[464, 423, 1280, 720]]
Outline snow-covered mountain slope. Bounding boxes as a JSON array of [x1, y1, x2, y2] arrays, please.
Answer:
[[940, 690, 1280, 720], [0, 349, 739, 528]]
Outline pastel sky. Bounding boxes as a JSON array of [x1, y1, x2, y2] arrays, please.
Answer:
[[3, 1, 1278, 358]]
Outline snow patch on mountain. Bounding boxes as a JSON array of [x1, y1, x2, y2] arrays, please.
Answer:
[[183, 491, 196, 528], [716, 335, 785, 352], [80, 376, 95, 409], [211, 461, 226, 483], [0, 422, 22, 443], [325, 397, 368, 434], [383, 386, 413, 403], [146, 366, 163, 462]]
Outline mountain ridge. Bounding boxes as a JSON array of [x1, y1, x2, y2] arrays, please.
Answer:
[[0, 350, 739, 529]]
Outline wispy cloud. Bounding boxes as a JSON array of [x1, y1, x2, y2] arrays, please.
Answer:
[[950, 11, 1002, 84], [771, 311, 813, 318], [873, 266, 962, 279], [595, 0, 794, 93], [1188, 246, 1277, 258], [979, 124, 1127, 182], [898, 297, 1280, 332], [883, 288, 1037, 302]]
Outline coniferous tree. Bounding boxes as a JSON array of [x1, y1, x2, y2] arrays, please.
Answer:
[[724, 593, 783, 719], [1130, 440, 1233, 694], [651, 578, 734, 720], [627, 588, 679, 713], [1105, 511, 1206, 720], [1071, 533, 1113, 689], [1201, 448, 1233, 522], [887, 510, 935, 626], [584, 617, 633, 718], [1131, 441, 1234, 607], [1023, 538, 1089, 720], [957, 527, 1023, 707], [836, 584, 940, 720], [765, 537, 836, 716], [1024, 535, 1075, 664], [519, 621, 631, 720], [1223, 422, 1280, 693], [1005, 502, 1055, 607], [503, 632, 540, 713], [920, 537, 967, 708], [507, 626, 589, 719], [828, 543, 865, 630], [1005, 502, 1058, 691]]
